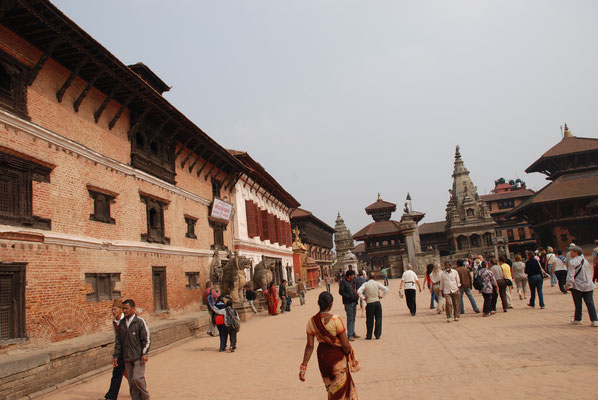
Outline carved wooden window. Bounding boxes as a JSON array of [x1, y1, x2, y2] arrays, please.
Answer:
[[212, 178, 222, 198], [268, 213, 277, 243], [260, 209, 269, 241], [135, 132, 145, 149], [209, 219, 226, 250], [246, 200, 263, 238], [130, 121, 175, 184], [140, 194, 170, 244], [85, 273, 121, 302], [498, 199, 515, 210], [88, 188, 116, 224], [0, 49, 29, 118], [185, 272, 200, 290], [0, 263, 26, 340], [518, 228, 526, 239], [0, 150, 51, 229], [185, 216, 197, 239], [152, 266, 168, 312]]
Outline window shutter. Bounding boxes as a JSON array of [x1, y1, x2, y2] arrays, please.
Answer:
[[261, 210, 269, 241], [284, 221, 291, 247], [274, 216, 281, 245], [268, 213, 277, 243], [245, 200, 256, 237], [254, 203, 262, 238]]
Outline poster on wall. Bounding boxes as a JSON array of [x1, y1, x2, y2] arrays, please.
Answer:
[[211, 197, 233, 221]]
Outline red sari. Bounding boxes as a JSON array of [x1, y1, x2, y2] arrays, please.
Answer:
[[265, 287, 279, 315], [308, 313, 359, 400]]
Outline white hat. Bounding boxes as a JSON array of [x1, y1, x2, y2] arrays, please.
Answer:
[[568, 243, 577, 249]]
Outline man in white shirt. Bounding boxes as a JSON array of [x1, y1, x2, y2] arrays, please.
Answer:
[[440, 261, 461, 322], [566, 246, 598, 327], [357, 271, 389, 339], [399, 264, 422, 316]]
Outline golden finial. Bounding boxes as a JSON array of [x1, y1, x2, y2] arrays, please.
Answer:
[[563, 123, 573, 138], [377, 193, 381, 201]]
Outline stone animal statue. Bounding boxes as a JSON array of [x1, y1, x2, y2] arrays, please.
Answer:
[[251, 258, 275, 291], [209, 250, 223, 287], [221, 252, 252, 304]]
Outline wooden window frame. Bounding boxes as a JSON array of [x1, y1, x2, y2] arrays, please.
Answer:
[[0, 150, 52, 230], [209, 219, 227, 250], [185, 215, 197, 239], [0, 262, 26, 341], [140, 193, 170, 245], [211, 178, 222, 199], [0, 49, 29, 119], [152, 266, 168, 313], [85, 273, 121, 302], [88, 186, 116, 224]]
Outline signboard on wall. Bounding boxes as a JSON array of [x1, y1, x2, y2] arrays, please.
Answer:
[[211, 197, 233, 221]]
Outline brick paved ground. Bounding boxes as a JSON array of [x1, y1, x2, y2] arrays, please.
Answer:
[[40, 281, 598, 400]]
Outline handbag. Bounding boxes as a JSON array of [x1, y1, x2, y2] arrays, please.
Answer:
[[505, 278, 513, 287]]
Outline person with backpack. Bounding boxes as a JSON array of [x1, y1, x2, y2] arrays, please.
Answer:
[[566, 246, 598, 327], [211, 299, 241, 351], [212, 297, 229, 352]]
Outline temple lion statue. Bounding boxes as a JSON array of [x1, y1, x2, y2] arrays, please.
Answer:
[[209, 250, 223, 289], [251, 258, 275, 291], [221, 252, 252, 304]]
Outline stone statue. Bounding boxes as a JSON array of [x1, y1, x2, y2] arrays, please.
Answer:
[[251, 258, 275, 291], [220, 252, 252, 304], [209, 250, 223, 288]]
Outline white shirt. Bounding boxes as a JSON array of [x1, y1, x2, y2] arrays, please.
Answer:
[[125, 314, 136, 328], [567, 255, 595, 292], [401, 270, 418, 290], [553, 256, 566, 272], [357, 279, 389, 304], [439, 269, 461, 295]]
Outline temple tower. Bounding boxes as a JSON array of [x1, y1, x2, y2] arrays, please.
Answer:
[[445, 146, 496, 256], [334, 213, 355, 263]]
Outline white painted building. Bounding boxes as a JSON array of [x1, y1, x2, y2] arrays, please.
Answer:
[[229, 150, 300, 285]]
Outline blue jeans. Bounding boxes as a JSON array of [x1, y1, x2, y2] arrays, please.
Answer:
[[383, 276, 389, 286], [217, 325, 228, 351], [528, 274, 545, 308], [344, 302, 357, 337], [460, 288, 480, 313], [548, 264, 557, 286], [429, 290, 437, 309]]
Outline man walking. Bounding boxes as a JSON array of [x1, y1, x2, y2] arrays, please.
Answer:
[[381, 267, 390, 286], [339, 270, 360, 341], [456, 259, 480, 314], [567, 246, 598, 327], [279, 279, 288, 313], [440, 262, 461, 322], [399, 264, 422, 316], [357, 272, 388, 339], [102, 299, 125, 400], [297, 278, 306, 306], [112, 299, 150, 400]]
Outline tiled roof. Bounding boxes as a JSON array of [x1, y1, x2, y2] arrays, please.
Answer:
[[365, 199, 397, 212], [527, 136, 598, 173], [418, 221, 446, 235], [353, 220, 403, 240], [480, 189, 535, 202], [291, 208, 312, 218], [355, 243, 366, 253]]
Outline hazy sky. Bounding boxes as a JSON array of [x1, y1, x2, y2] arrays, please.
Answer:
[[53, 0, 598, 236]]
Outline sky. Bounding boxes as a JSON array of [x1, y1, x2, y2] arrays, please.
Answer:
[[53, 0, 598, 236]]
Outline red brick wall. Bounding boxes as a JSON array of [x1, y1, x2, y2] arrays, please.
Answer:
[[0, 26, 234, 345]]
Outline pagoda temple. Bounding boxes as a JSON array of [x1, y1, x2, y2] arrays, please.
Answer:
[[445, 146, 496, 257], [508, 125, 598, 251]]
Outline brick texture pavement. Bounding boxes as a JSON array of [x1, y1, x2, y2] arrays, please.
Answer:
[[40, 281, 598, 400]]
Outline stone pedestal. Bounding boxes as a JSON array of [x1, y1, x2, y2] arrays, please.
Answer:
[[234, 301, 254, 322]]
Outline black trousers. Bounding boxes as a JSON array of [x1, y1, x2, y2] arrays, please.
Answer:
[[482, 292, 493, 314], [105, 357, 125, 400], [227, 326, 237, 349], [365, 301, 382, 339], [405, 289, 417, 315], [571, 289, 598, 322], [555, 270, 567, 293], [492, 279, 508, 311]]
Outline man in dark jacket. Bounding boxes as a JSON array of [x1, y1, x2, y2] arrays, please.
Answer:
[[103, 299, 125, 400], [112, 299, 150, 400], [339, 270, 360, 340]]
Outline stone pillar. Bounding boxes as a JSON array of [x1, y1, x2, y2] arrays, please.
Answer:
[[405, 233, 417, 268], [293, 248, 306, 283]]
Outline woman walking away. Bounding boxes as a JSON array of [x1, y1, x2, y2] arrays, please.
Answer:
[[213, 296, 228, 352], [512, 254, 528, 300], [265, 281, 280, 315], [546, 247, 557, 287], [430, 264, 445, 314], [211, 299, 240, 352], [479, 261, 498, 317], [567, 246, 598, 327], [425, 264, 438, 309], [525, 251, 549, 309], [554, 250, 568, 294], [299, 292, 360, 399]]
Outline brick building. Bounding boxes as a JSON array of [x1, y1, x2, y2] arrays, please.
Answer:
[[0, 1, 247, 345], [229, 150, 299, 285]]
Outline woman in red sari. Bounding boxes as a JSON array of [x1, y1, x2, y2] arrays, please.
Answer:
[[299, 292, 359, 399], [265, 281, 279, 315]]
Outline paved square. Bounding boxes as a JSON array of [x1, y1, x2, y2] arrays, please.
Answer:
[[41, 282, 597, 400]]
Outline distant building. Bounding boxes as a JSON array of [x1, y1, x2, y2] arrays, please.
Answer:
[[418, 221, 449, 256], [444, 146, 496, 258], [291, 208, 334, 285], [480, 178, 536, 255], [509, 125, 598, 252], [333, 213, 355, 263]]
